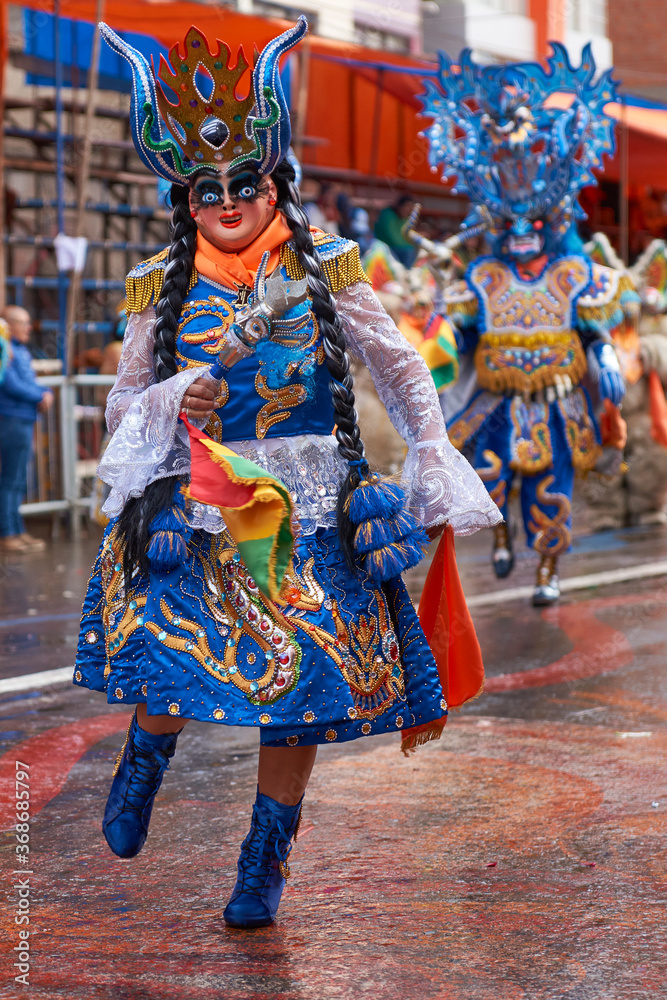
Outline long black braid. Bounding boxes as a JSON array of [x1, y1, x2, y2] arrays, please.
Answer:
[[115, 183, 197, 585], [116, 165, 366, 581], [272, 159, 368, 568]]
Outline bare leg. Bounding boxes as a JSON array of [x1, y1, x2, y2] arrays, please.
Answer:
[[257, 744, 317, 806], [136, 703, 187, 735]]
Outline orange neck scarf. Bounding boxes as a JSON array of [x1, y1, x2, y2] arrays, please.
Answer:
[[516, 254, 549, 281], [194, 213, 293, 291]]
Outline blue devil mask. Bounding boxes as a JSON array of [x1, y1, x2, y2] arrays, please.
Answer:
[[419, 44, 619, 260]]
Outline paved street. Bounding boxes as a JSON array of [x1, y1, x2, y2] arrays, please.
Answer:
[[0, 512, 666, 1000]]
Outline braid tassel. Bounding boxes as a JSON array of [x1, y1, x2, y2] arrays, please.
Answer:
[[345, 473, 429, 582], [274, 158, 428, 583], [146, 481, 193, 573], [116, 183, 198, 588]]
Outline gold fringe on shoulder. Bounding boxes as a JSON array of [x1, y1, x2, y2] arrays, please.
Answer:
[[400, 720, 445, 756], [444, 294, 478, 321], [125, 249, 197, 314], [280, 241, 371, 293], [126, 240, 369, 314], [577, 270, 636, 329]]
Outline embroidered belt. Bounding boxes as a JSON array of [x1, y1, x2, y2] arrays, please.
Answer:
[[475, 331, 587, 395]]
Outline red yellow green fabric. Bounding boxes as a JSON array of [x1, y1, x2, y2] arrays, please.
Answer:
[[182, 416, 294, 601], [418, 314, 459, 393]]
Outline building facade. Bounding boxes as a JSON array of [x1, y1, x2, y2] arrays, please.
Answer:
[[236, 0, 423, 52], [421, 0, 612, 67], [607, 0, 667, 103]]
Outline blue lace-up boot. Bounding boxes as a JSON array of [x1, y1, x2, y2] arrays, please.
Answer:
[[103, 711, 181, 859], [223, 790, 303, 929]]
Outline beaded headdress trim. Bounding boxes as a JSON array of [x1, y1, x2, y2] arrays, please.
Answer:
[[99, 17, 307, 183]]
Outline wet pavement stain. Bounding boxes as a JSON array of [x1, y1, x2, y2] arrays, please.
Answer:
[[0, 522, 666, 998]]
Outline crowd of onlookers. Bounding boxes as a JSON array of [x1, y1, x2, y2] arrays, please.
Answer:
[[301, 180, 424, 266]]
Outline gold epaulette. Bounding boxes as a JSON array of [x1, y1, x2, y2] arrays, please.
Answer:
[[280, 235, 371, 294], [125, 249, 197, 315], [577, 266, 637, 330], [443, 280, 478, 321]]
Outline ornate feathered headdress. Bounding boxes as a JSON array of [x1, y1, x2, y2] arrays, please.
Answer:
[[419, 44, 618, 239], [100, 17, 307, 182]]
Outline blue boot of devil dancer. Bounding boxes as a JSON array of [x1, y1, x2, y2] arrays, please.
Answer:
[[223, 790, 303, 929], [103, 711, 181, 859]]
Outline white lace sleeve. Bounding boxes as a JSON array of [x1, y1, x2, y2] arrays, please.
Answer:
[[334, 282, 502, 534], [99, 306, 208, 517]]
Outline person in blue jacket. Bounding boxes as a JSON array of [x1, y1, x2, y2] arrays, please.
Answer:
[[0, 305, 53, 552]]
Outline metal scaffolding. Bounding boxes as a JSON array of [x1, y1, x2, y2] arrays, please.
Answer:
[[2, 8, 169, 530], [2, 7, 169, 363]]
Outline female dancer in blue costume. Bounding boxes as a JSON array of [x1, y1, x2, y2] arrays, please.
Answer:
[[74, 17, 499, 928]]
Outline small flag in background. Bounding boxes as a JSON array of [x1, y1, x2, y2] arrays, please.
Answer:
[[181, 415, 294, 602], [418, 314, 459, 393]]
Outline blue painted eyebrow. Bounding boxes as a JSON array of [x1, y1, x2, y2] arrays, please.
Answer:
[[228, 173, 260, 188], [194, 177, 224, 188]]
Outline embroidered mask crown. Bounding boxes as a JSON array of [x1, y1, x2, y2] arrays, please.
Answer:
[[156, 27, 258, 169], [99, 17, 307, 183]]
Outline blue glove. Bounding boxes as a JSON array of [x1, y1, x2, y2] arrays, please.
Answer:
[[590, 341, 626, 406], [600, 368, 625, 406]]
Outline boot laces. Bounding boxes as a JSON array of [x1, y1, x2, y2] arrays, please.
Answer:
[[236, 814, 293, 895], [119, 746, 171, 817]]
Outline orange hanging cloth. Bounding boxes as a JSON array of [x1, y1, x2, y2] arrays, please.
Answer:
[[400, 525, 485, 754], [194, 213, 293, 290], [648, 369, 667, 448], [598, 398, 628, 450]]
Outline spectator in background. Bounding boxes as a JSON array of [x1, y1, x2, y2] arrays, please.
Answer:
[[301, 179, 341, 234], [301, 178, 325, 229], [0, 305, 53, 553], [374, 194, 417, 268], [348, 206, 374, 256], [98, 302, 127, 385]]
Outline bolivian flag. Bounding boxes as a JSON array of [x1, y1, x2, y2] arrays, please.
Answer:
[[363, 240, 402, 291], [181, 415, 294, 602], [417, 313, 459, 393]]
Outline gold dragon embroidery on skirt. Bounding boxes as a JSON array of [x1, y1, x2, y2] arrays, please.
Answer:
[[528, 475, 572, 555], [100, 535, 148, 677], [144, 533, 405, 719]]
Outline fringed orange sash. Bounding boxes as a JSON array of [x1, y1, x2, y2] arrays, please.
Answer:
[[400, 525, 485, 754]]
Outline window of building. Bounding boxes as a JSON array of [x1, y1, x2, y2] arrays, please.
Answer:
[[589, 0, 608, 36], [353, 23, 410, 53], [251, 1, 319, 33], [438, 0, 526, 12], [482, 0, 526, 14], [567, 0, 607, 35]]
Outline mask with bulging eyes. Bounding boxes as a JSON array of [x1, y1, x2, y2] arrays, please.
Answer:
[[190, 171, 269, 209]]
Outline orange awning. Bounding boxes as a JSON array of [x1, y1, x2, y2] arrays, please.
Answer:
[[3, 0, 442, 188], [5, 0, 667, 192]]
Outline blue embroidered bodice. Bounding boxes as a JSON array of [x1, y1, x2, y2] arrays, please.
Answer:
[[174, 267, 335, 442]]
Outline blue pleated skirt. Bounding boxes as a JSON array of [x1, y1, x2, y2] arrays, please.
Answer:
[[74, 523, 447, 747]]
